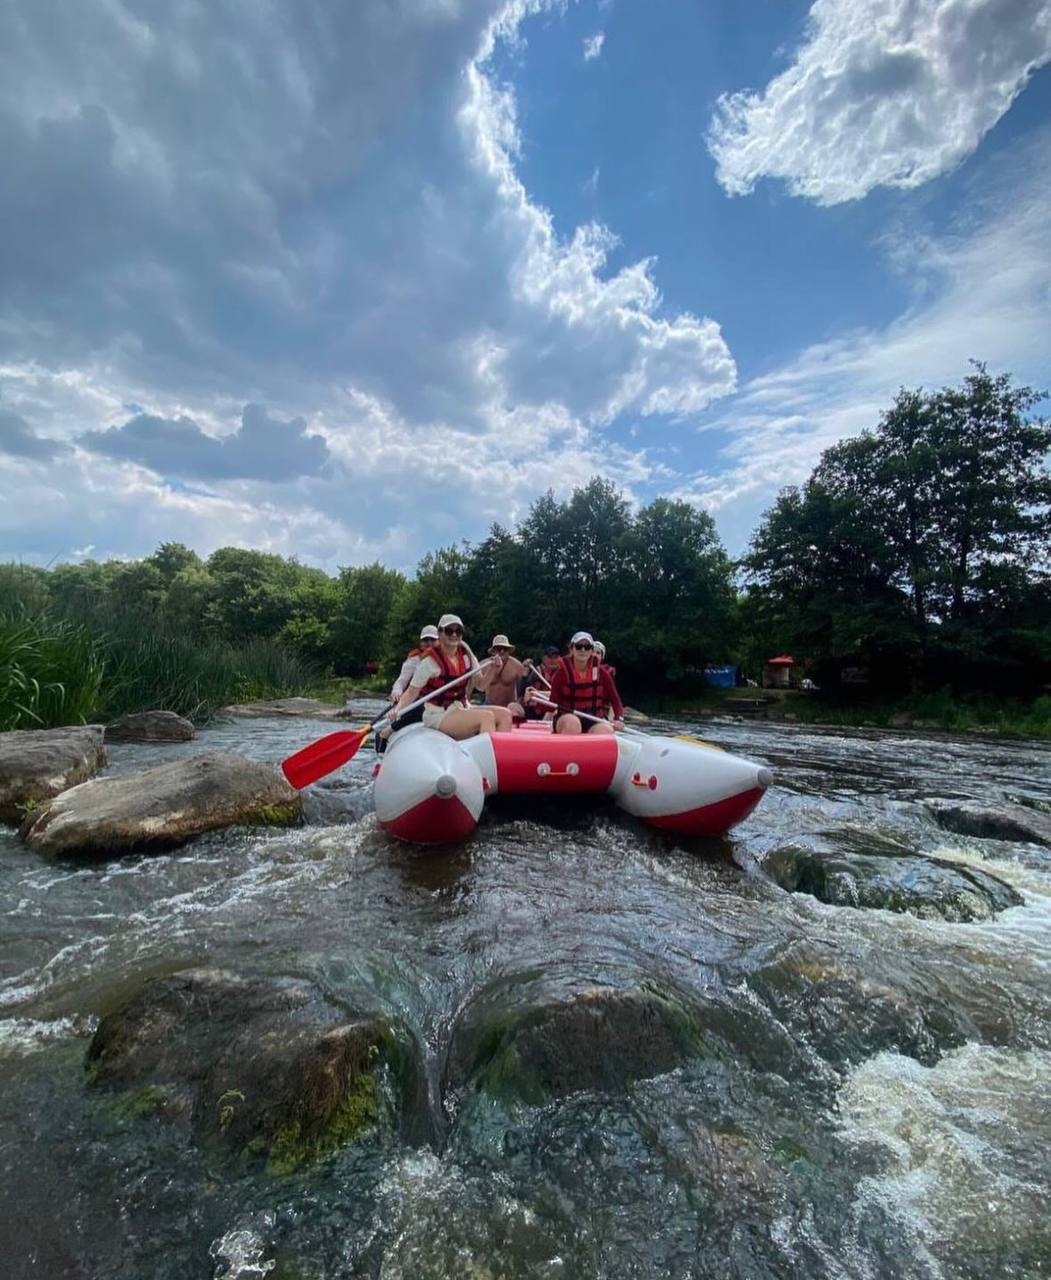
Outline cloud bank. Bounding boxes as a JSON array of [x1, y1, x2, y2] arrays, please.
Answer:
[[709, 0, 1051, 204]]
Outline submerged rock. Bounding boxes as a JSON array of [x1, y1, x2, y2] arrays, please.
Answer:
[[0, 725, 107, 825], [20, 751, 302, 856], [86, 968, 427, 1173], [748, 947, 972, 1070], [926, 798, 1051, 847], [220, 698, 346, 720], [444, 979, 808, 1111], [763, 830, 1022, 921], [104, 710, 196, 743]]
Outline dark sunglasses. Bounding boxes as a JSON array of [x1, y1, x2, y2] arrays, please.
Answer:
[[573, 642, 593, 651], [492, 645, 510, 653], [442, 625, 463, 636], [421, 636, 437, 644]]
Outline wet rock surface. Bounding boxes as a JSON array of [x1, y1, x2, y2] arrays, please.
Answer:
[[104, 711, 196, 743], [220, 698, 348, 720], [762, 828, 1023, 921], [927, 797, 1051, 847], [86, 968, 426, 1171], [0, 726, 107, 824], [20, 751, 302, 856]]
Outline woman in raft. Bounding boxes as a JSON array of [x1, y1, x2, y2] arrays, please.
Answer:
[[391, 613, 513, 740], [547, 631, 625, 735]]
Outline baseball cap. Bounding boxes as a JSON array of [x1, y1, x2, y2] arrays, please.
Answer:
[[570, 631, 593, 646], [438, 613, 463, 630], [419, 624, 439, 640]]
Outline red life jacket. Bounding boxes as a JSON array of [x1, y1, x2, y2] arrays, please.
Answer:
[[559, 655, 607, 719], [419, 646, 474, 708]]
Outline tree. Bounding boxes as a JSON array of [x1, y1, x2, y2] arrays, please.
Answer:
[[745, 366, 1051, 693], [331, 563, 406, 675]]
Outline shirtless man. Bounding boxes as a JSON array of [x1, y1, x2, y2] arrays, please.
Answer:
[[473, 633, 526, 719]]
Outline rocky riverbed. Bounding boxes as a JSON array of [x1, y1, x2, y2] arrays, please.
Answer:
[[1, 709, 1048, 1279]]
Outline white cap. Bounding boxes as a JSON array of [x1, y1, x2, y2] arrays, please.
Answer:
[[419, 624, 439, 640], [593, 640, 606, 658], [570, 631, 594, 646], [438, 613, 463, 630]]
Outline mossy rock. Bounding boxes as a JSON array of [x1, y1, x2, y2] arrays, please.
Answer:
[[86, 968, 428, 1172]]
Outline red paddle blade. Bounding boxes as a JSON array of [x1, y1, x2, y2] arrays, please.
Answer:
[[281, 726, 371, 789]]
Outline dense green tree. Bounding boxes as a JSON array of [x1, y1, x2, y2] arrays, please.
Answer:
[[745, 366, 1050, 692], [331, 563, 406, 675]]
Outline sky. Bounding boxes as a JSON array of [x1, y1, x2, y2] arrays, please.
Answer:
[[1, 0, 1049, 573]]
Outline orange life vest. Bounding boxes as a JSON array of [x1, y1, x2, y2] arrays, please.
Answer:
[[559, 655, 607, 719], [419, 646, 474, 708]]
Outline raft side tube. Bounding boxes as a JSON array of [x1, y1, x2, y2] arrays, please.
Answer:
[[375, 726, 484, 844]]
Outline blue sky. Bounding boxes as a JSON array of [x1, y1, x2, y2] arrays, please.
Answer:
[[1, 0, 1049, 572]]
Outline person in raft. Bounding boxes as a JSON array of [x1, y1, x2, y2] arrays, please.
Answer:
[[548, 631, 625, 735], [472, 634, 526, 719], [391, 613, 513, 739], [520, 644, 562, 720], [390, 624, 440, 701]]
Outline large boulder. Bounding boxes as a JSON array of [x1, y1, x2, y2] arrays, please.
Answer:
[[87, 968, 427, 1172], [104, 710, 196, 743], [926, 798, 1051, 847], [763, 829, 1022, 922], [20, 751, 302, 856], [0, 726, 106, 825], [220, 698, 345, 720]]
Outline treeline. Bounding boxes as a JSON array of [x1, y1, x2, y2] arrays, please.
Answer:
[[0, 479, 738, 705], [1, 364, 1048, 730]]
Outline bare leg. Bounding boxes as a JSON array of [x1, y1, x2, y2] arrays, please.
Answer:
[[585, 721, 615, 735], [438, 707, 512, 739], [554, 713, 583, 735]]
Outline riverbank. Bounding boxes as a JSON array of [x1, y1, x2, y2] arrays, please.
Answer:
[[647, 688, 1051, 741]]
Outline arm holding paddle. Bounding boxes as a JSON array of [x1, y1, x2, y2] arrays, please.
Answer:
[[281, 658, 493, 789]]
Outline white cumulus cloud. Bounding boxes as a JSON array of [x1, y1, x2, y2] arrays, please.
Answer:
[[708, 0, 1051, 204]]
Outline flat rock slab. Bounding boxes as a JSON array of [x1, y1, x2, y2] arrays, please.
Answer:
[[927, 799, 1051, 847], [0, 726, 107, 825], [20, 751, 302, 856], [220, 698, 346, 720], [105, 710, 196, 743]]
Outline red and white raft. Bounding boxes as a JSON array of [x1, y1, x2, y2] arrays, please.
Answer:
[[373, 719, 772, 845]]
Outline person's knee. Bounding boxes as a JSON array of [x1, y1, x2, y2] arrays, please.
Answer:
[[556, 715, 582, 735]]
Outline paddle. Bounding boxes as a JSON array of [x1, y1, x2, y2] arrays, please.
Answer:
[[523, 659, 553, 689], [528, 695, 637, 734], [281, 658, 494, 789]]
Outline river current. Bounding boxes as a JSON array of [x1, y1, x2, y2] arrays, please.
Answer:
[[1, 709, 1049, 1279]]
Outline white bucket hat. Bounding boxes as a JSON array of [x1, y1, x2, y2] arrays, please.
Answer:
[[489, 633, 515, 652]]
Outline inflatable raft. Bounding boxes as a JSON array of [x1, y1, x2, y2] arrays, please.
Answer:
[[373, 719, 772, 844]]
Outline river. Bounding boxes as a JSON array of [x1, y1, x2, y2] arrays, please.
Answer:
[[1, 710, 1049, 1279]]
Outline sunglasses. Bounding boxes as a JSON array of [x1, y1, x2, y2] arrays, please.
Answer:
[[442, 626, 463, 637], [492, 645, 510, 653], [421, 636, 436, 644], [573, 642, 593, 651]]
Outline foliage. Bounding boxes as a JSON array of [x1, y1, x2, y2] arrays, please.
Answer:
[[744, 365, 1051, 696], [0, 610, 105, 731]]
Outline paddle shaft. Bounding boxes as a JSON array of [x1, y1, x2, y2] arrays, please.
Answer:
[[529, 695, 639, 734], [388, 656, 493, 727]]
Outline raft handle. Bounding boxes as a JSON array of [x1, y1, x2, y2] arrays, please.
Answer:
[[537, 762, 580, 778]]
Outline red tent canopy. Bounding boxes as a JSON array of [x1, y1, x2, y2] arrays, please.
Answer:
[[766, 655, 795, 666]]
